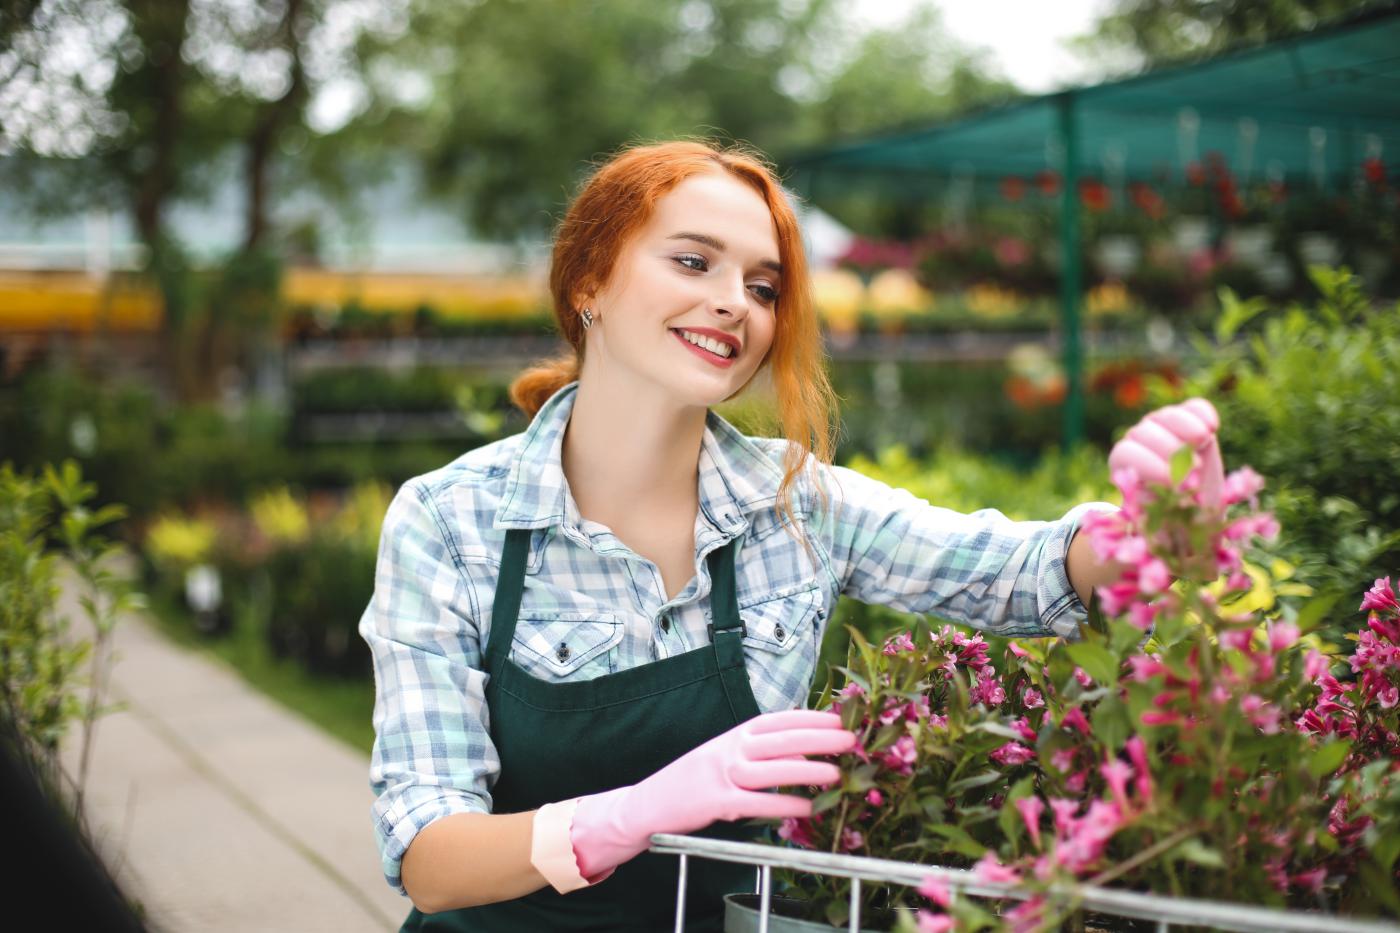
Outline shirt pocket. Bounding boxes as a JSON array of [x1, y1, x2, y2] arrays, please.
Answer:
[[739, 582, 823, 656], [510, 609, 624, 681]]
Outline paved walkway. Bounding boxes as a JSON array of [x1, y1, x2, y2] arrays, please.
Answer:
[[58, 588, 407, 932]]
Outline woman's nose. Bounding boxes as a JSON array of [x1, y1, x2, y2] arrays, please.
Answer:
[[711, 273, 749, 318]]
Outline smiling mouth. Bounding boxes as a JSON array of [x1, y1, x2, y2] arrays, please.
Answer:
[[670, 328, 738, 361]]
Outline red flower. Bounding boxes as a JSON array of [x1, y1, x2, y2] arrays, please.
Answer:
[[1001, 176, 1027, 202], [1034, 169, 1060, 197]]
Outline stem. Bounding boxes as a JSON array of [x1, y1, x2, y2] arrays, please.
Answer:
[[1086, 824, 1201, 888]]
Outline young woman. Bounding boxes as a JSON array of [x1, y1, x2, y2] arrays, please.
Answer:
[[359, 140, 1223, 932]]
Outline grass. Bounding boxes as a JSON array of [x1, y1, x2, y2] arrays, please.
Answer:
[[144, 587, 376, 754]]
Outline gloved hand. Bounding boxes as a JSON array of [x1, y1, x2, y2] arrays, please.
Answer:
[[1108, 398, 1223, 510], [569, 709, 856, 879]]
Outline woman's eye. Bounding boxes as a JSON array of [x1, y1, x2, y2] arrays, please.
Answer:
[[674, 254, 708, 272], [750, 283, 779, 304]]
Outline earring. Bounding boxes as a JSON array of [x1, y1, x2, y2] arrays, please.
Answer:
[[581, 308, 594, 329]]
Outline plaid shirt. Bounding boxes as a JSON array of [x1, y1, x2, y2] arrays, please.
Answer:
[[359, 380, 1115, 892]]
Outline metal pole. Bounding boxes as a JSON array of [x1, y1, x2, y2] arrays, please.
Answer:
[[849, 877, 862, 932], [759, 864, 772, 933], [673, 853, 688, 933], [1056, 91, 1085, 449]]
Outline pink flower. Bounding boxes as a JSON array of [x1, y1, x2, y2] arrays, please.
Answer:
[[1126, 654, 1167, 682], [839, 682, 866, 700], [1065, 769, 1088, 793], [1268, 621, 1300, 653], [1073, 667, 1094, 688], [1124, 736, 1154, 801], [1011, 716, 1038, 743], [880, 735, 918, 774], [840, 827, 864, 852], [916, 911, 954, 933], [865, 789, 884, 807], [883, 631, 917, 655], [973, 852, 1022, 885], [1218, 628, 1253, 651], [1100, 758, 1133, 808], [1138, 558, 1171, 594], [1360, 576, 1399, 614], [1049, 797, 1079, 834], [1060, 707, 1092, 735], [1009, 641, 1031, 658], [1140, 710, 1183, 727], [1050, 748, 1077, 772], [1021, 686, 1045, 709], [1128, 600, 1160, 631], [1292, 867, 1327, 894], [1016, 796, 1045, 848], [918, 875, 952, 908], [971, 668, 1007, 707], [1303, 649, 1330, 681], [991, 742, 1036, 767], [1005, 896, 1046, 933], [1220, 466, 1264, 505], [778, 817, 816, 848]]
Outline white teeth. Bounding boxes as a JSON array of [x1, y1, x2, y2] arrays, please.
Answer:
[[678, 329, 733, 358]]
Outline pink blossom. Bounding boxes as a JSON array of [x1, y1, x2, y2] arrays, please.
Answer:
[[1303, 649, 1330, 681], [1022, 686, 1045, 709], [839, 682, 866, 700], [1360, 576, 1399, 614], [916, 911, 954, 933], [865, 789, 884, 806], [1218, 628, 1253, 651], [991, 742, 1036, 767], [1292, 867, 1327, 894], [1226, 570, 1250, 591], [1264, 857, 1289, 893], [971, 668, 1007, 707], [1128, 600, 1160, 631], [1268, 621, 1300, 652], [1073, 667, 1094, 688], [1140, 710, 1183, 727], [972, 852, 1022, 885], [883, 632, 917, 655], [1220, 466, 1264, 505], [1065, 770, 1088, 793], [1060, 707, 1092, 735], [1138, 558, 1171, 594], [1126, 654, 1167, 682], [1011, 716, 1038, 743], [1015, 796, 1045, 848], [1049, 797, 1079, 834], [1005, 896, 1047, 933], [840, 827, 864, 852], [1125, 736, 1154, 801], [1009, 641, 1031, 658], [918, 875, 952, 908], [1050, 748, 1077, 772], [1100, 758, 1133, 808], [778, 817, 816, 848], [880, 735, 918, 774]]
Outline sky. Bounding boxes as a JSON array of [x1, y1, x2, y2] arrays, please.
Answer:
[[853, 0, 1121, 93]]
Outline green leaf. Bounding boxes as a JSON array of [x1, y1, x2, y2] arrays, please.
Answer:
[[1172, 838, 1224, 868], [924, 823, 987, 859], [1065, 641, 1119, 687], [1090, 694, 1129, 752], [1295, 592, 1342, 633], [1169, 444, 1194, 488], [811, 788, 844, 815], [948, 769, 1005, 794], [1307, 740, 1351, 779]]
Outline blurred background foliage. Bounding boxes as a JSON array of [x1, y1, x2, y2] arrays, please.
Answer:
[[2, 0, 1397, 751]]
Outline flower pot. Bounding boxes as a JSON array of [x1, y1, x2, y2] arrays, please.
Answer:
[[722, 893, 913, 933]]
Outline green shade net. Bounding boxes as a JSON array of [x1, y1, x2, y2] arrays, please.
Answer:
[[788, 6, 1400, 193]]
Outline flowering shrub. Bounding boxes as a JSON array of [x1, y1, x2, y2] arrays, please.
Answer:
[[771, 450, 1400, 930]]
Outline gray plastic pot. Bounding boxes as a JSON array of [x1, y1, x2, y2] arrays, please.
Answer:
[[722, 893, 914, 933]]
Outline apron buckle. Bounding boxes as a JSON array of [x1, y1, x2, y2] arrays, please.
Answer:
[[707, 620, 747, 641]]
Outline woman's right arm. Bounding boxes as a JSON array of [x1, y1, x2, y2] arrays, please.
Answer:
[[401, 811, 545, 912]]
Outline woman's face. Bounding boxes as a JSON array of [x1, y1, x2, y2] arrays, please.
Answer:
[[581, 171, 781, 409]]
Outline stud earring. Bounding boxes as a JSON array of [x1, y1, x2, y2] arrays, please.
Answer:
[[581, 308, 594, 329]]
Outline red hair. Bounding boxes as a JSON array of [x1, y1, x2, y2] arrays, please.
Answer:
[[510, 140, 838, 545]]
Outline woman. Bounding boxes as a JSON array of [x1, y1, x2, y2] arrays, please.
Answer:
[[359, 140, 1223, 931]]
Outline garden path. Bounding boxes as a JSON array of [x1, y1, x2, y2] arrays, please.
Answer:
[[57, 579, 405, 932]]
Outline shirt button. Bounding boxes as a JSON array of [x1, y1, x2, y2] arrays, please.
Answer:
[[774, 624, 786, 641], [660, 617, 671, 633], [556, 642, 571, 662]]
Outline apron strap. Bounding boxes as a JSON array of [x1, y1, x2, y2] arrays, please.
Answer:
[[484, 527, 532, 668], [706, 537, 759, 724]]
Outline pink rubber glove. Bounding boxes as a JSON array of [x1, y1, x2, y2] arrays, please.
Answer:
[[570, 709, 856, 879], [1108, 398, 1223, 511]]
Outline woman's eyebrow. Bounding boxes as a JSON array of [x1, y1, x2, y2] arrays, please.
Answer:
[[666, 231, 782, 275]]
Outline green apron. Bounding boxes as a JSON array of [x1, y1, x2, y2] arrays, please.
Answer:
[[401, 526, 764, 932]]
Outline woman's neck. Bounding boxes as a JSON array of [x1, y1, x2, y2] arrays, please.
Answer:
[[561, 374, 706, 527]]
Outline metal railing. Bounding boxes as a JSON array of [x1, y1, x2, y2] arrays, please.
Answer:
[[649, 833, 1400, 933]]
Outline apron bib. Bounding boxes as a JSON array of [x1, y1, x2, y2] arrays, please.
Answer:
[[401, 526, 764, 932]]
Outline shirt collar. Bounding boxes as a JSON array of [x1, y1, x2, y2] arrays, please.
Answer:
[[493, 380, 787, 535]]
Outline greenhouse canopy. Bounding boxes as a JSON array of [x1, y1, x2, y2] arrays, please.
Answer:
[[786, 4, 1400, 446]]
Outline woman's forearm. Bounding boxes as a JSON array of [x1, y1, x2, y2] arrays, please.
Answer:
[[401, 810, 549, 913], [1065, 521, 1130, 609]]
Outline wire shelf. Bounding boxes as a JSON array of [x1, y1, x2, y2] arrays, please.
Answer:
[[648, 833, 1400, 933]]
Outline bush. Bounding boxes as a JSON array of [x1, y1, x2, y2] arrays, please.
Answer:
[[1160, 267, 1400, 625]]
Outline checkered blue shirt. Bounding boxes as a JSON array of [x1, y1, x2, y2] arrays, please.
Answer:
[[359, 380, 1115, 892]]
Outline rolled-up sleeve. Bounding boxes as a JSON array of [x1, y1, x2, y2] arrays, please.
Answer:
[[359, 481, 497, 894], [812, 463, 1117, 638]]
